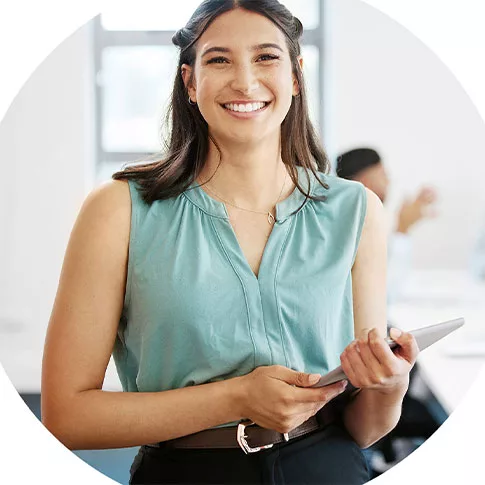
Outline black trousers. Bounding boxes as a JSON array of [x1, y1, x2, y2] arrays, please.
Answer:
[[129, 423, 370, 485]]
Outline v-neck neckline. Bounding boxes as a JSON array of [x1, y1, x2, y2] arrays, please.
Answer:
[[183, 167, 319, 280], [225, 214, 279, 281]]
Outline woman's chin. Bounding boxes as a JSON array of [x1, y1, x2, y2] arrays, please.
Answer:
[[212, 129, 279, 147]]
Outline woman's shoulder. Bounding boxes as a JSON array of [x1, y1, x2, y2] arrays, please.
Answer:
[[316, 170, 362, 190], [312, 172, 384, 238], [305, 169, 366, 202], [78, 179, 132, 234], [85, 179, 131, 211], [61, 180, 131, 283]]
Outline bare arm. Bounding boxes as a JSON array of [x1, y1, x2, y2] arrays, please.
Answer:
[[41, 180, 348, 450], [396, 186, 437, 234], [342, 188, 419, 448], [41, 181, 246, 449]]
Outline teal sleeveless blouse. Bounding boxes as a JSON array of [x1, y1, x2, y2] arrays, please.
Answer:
[[113, 168, 367, 411]]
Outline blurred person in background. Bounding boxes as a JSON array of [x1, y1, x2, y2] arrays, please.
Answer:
[[336, 148, 437, 304], [336, 147, 440, 476]]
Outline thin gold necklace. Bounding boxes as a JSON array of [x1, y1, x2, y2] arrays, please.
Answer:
[[204, 171, 288, 225]]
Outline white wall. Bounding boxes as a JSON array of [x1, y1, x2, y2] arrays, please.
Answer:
[[0, 22, 95, 391], [324, 0, 485, 270]]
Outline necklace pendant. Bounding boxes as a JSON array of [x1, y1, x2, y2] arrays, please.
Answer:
[[267, 212, 275, 225]]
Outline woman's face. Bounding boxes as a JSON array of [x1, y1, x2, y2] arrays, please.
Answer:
[[182, 8, 301, 147]]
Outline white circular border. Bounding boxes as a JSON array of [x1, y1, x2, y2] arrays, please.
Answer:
[[1, 1, 484, 483]]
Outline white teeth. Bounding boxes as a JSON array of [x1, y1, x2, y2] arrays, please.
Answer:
[[224, 102, 266, 113]]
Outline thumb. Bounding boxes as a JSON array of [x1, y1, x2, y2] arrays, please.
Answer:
[[277, 368, 321, 388]]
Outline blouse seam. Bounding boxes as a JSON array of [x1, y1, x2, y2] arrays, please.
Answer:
[[351, 183, 368, 266], [124, 180, 139, 310], [274, 218, 295, 369], [208, 217, 257, 370], [119, 180, 139, 388], [182, 192, 228, 220], [257, 281, 275, 366], [349, 183, 367, 344], [120, 348, 130, 391]]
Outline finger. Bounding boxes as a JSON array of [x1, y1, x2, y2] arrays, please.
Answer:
[[360, 333, 402, 384], [292, 380, 348, 404], [366, 329, 407, 381], [344, 341, 364, 369], [270, 365, 321, 388], [344, 340, 379, 387], [367, 327, 396, 365], [320, 380, 348, 402], [357, 336, 382, 376], [340, 346, 360, 388], [389, 328, 420, 364]]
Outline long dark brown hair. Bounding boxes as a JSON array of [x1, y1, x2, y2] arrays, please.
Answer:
[[113, 0, 330, 203]]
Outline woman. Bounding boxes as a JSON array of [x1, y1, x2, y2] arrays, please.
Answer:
[[41, 1, 419, 484]]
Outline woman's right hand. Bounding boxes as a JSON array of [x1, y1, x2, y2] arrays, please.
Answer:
[[235, 365, 348, 434]]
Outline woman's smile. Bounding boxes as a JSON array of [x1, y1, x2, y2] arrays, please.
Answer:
[[221, 100, 271, 118]]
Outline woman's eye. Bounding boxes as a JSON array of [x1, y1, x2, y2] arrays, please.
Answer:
[[206, 57, 229, 64], [257, 54, 280, 62]]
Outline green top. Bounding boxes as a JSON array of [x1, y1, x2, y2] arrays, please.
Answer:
[[113, 167, 367, 425]]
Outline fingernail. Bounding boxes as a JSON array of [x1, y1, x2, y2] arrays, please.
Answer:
[[390, 328, 403, 339], [309, 373, 321, 381], [341, 380, 348, 389]]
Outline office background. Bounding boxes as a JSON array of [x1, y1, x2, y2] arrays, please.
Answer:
[[1, 0, 485, 483]]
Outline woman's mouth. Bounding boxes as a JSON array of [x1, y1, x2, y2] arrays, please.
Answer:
[[222, 101, 269, 113]]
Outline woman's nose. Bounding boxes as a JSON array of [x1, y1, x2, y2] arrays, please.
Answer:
[[230, 63, 260, 95]]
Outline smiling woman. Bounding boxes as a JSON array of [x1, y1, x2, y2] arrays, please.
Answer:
[[41, 1, 419, 484]]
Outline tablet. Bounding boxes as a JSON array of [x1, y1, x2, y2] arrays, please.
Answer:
[[311, 317, 465, 388]]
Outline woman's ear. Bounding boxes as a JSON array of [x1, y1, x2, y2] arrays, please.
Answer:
[[292, 56, 304, 96], [297, 55, 304, 71], [181, 64, 197, 104]]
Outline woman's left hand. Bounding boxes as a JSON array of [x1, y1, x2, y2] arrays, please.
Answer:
[[340, 327, 420, 394]]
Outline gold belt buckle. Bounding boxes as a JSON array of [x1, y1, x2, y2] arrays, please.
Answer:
[[236, 420, 290, 454]]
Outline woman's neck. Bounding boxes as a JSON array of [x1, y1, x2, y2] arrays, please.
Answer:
[[199, 138, 293, 210]]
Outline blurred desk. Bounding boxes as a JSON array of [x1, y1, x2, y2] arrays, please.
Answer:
[[388, 270, 485, 414]]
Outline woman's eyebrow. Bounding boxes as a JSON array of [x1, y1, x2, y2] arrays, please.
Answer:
[[201, 46, 230, 58], [252, 43, 283, 52], [201, 43, 283, 58]]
